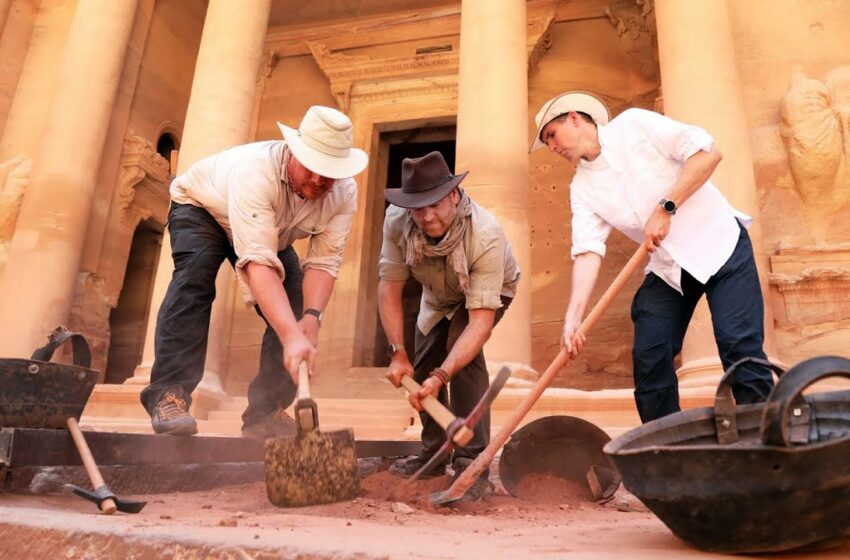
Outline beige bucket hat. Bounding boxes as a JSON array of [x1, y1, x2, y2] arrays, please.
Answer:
[[529, 91, 610, 152], [277, 106, 368, 179]]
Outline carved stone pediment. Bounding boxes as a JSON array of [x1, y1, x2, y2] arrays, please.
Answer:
[[305, 13, 555, 112], [117, 135, 171, 228]]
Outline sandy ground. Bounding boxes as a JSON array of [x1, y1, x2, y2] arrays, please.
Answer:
[[2, 469, 850, 559]]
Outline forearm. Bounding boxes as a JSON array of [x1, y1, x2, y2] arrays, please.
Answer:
[[566, 252, 603, 320], [244, 261, 299, 341], [441, 309, 495, 377], [665, 145, 723, 207], [378, 279, 406, 346], [302, 268, 336, 313]]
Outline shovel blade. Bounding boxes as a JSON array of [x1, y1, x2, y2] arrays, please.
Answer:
[[264, 428, 359, 507]]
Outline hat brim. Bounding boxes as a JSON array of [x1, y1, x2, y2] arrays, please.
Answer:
[[528, 91, 610, 153], [278, 122, 368, 179], [384, 171, 468, 209]]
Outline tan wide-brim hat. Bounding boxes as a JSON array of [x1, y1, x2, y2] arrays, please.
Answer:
[[529, 91, 610, 152], [277, 106, 368, 179]]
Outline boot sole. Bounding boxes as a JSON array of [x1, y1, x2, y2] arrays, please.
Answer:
[[153, 422, 198, 436]]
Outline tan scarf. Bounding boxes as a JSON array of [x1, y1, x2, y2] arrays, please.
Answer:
[[404, 189, 473, 293]]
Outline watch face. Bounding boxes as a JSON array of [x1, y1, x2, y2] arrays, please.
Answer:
[[663, 200, 676, 213], [387, 343, 396, 357]]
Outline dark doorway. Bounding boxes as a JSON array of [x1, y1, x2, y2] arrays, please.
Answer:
[[373, 128, 456, 367], [105, 222, 162, 384]]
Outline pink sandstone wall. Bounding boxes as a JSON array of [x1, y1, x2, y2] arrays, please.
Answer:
[[0, 0, 37, 137], [730, 0, 850, 365]]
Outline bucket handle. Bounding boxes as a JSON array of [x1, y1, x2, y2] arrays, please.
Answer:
[[760, 355, 850, 447], [714, 357, 786, 445], [30, 326, 92, 369]]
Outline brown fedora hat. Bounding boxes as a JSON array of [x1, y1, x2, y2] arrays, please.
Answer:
[[384, 151, 468, 209]]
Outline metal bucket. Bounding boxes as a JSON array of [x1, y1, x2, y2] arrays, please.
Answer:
[[499, 415, 620, 502], [0, 327, 98, 429], [605, 356, 850, 554]]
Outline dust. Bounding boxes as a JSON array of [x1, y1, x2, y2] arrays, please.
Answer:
[[513, 472, 593, 504]]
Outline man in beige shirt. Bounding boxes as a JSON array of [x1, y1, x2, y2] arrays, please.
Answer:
[[140, 106, 368, 437], [378, 151, 520, 501]]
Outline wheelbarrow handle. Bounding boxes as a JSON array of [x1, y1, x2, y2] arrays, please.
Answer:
[[713, 357, 786, 445], [30, 326, 91, 368], [760, 356, 850, 447]]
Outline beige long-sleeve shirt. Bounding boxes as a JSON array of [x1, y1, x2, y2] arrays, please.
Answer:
[[378, 200, 520, 335], [170, 140, 357, 306]]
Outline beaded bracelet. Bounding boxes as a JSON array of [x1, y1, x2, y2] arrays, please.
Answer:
[[429, 367, 451, 385]]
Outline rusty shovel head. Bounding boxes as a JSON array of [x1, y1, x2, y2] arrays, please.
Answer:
[[264, 427, 360, 507]]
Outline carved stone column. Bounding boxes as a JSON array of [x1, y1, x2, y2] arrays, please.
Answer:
[[0, 0, 138, 356], [129, 0, 271, 397], [655, 0, 778, 388], [455, 0, 532, 365]]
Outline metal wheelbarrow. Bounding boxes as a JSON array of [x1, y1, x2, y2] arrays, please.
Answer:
[[1, 326, 146, 513], [604, 355, 850, 554]]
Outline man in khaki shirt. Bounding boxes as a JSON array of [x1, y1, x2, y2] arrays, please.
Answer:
[[378, 151, 519, 501], [140, 106, 368, 437]]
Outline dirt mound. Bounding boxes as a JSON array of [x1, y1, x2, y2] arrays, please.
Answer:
[[512, 472, 593, 503]]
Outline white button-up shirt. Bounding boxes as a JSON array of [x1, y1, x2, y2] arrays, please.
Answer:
[[569, 108, 751, 292], [170, 140, 357, 306]]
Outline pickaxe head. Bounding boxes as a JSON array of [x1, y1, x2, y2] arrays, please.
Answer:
[[67, 484, 147, 514]]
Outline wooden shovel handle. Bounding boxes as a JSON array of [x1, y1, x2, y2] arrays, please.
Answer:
[[296, 361, 311, 400], [445, 246, 649, 492], [391, 373, 473, 446], [66, 417, 117, 515]]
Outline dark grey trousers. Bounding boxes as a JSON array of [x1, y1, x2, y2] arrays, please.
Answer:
[[140, 203, 302, 428], [413, 296, 511, 464]]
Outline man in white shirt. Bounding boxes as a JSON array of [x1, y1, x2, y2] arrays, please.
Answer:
[[140, 106, 368, 436], [530, 91, 774, 422]]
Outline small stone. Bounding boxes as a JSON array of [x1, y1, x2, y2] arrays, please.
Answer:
[[254, 534, 260, 540], [235, 511, 246, 518], [201, 504, 213, 509], [391, 502, 415, 515], [159, 515, 172, 520], [219, 519, 238, 527], [558, 504, 570, 511], [346, 521, 352, 526]]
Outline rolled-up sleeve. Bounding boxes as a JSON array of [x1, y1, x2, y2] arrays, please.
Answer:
[[378, 206, 410, 282], [570, 188, 612, 260], [628, 108, 714, 162], [466, 228, 506, 310], [302, 187, 356, 277], [228, 166, 284, 306]]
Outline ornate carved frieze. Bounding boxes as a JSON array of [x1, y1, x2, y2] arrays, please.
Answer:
[[117, 135, 171, 228]]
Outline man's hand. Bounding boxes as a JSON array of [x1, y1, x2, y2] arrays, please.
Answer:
[[561, 312, 586, 358], [409, 376, 443, 412], [643, 206, 671, 253], [282, 331, 316, 383], [386, 352, 414, 388], [298, 315, 320, 348]]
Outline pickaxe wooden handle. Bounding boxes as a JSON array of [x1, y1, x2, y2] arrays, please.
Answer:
[[387, 372, 473, 446], [431, 246, 649, 505]]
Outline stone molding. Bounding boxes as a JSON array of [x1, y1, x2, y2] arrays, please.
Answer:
[[769, 245, 850, 326]]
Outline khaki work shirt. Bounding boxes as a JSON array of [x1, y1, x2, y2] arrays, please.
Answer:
[[378, 200, 520, 335], [170, 140, 357, 306]]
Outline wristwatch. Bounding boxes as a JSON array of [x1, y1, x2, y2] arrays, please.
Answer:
[[387, 342, 405, 358], [659, 198, 678, 216], [303, 308, 323, 326]]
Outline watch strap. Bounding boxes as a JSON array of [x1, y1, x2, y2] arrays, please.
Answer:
[[303, 308, 323, 325]]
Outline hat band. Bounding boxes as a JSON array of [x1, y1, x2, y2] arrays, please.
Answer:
[[405, 173, 453, 193], [299, 130, 351, 158]]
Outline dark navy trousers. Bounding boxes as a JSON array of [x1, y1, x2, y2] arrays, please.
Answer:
[[140, 203, 302, 428], [630, 221, 775, 423]]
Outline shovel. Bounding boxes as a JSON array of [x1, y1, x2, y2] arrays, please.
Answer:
[[431, 246, 648, 505], [264, 362, 360, 507]]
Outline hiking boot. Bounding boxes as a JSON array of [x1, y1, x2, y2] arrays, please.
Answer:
[[452, 457, 493, 502], [388, 454, 447, 479], [241, 407, 297, 438], [151, 393, 197, 436]]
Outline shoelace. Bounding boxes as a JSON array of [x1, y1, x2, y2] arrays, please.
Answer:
[[157, 394, 188, 421]]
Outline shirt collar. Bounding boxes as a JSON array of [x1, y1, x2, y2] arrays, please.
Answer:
[[579, 123, 622, 173]]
